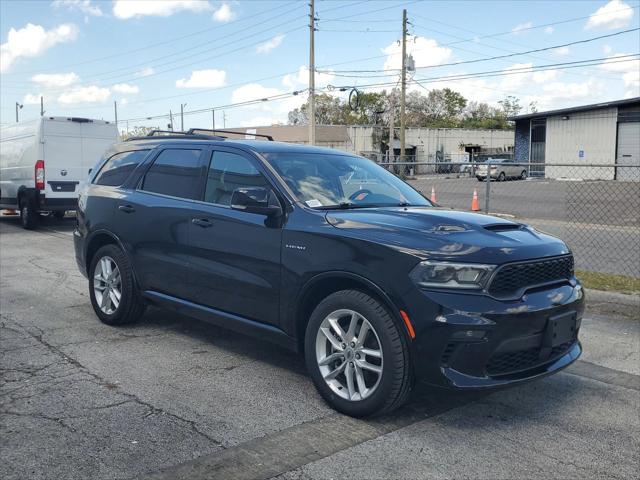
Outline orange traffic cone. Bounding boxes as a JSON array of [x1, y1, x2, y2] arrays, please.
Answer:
[[471, 189, 480, 211], [430, 186, 437, 203]]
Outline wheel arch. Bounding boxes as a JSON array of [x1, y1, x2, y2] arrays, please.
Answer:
[[85, 230, 125, 274], [294, 272, 410, 353]]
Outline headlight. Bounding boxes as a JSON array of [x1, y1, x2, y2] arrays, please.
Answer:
[[410, 261, 495, 289]]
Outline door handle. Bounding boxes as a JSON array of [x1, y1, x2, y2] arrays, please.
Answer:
[[192, 218, 213, 228], [118, 205, 135, 213]]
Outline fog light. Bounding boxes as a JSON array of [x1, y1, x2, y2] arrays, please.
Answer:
[[453, 330, 486, 340]]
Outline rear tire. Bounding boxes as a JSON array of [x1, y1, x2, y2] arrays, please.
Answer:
[[53, 210, 66, 220], [520, 170, 527, 180], [89, 244, 145, 326], [498, 172, 506, 182], [19, 199, 37, 230], [305, 290, 412, 417]]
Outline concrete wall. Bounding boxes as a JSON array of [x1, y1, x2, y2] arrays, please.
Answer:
[[545, 107, 618, 180], [345, 126, 514, 159]]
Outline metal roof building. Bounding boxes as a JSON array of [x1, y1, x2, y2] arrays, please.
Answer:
[[510, 97, 640, 180]]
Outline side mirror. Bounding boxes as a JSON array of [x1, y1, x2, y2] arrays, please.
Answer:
[[230, 187, 282, 217]]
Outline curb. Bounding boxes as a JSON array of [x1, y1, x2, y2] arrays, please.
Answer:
[[586, 288, 639, 319]]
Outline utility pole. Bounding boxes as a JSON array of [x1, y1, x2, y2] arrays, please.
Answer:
[[212, 109, 215, 130], [388, 94, 395, 165], [15, 102, 23, 123], [180, 103, 187, 131], [169, 110, 174, 131], [400, 8, 407, 163], [113, 101, 118, 128], [223, 111, 227, 128], [40, 96, 45, 117], [308, 0, 316, 145]]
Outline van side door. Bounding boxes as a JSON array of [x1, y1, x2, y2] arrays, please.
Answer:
[[186, 147, 283, 326]]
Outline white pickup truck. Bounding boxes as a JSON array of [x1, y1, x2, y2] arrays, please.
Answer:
[[0, 116, 119, 228]]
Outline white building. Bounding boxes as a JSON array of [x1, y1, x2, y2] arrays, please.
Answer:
[[511, 97, 640, 181]]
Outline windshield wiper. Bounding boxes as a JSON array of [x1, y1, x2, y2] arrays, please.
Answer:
[[398, 201, 411, 207], [316, 202, 380, 210]]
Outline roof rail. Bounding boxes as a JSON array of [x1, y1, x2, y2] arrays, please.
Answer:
[[124, 129, 226, 142], [187, 128, 274, 141]]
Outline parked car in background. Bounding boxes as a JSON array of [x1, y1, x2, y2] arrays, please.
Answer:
[[476, 158, 528, 181], [74, 130, 583, 417], [0, 116, 119, 229]]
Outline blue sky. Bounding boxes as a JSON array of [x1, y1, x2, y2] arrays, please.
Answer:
[[1, 0, 638, 130]]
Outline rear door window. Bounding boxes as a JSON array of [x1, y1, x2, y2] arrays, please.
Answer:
[[141, 148, 203, 200], [94, 150, 149, 186]]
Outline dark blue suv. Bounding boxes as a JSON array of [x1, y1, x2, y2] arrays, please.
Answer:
[[74, 129, 583, 417]]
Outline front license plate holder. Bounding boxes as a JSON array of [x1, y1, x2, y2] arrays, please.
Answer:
[[545, 311, 577, 348]]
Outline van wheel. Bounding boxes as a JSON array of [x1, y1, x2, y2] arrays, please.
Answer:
[[53, 211, 66, 220], [498, 172, 506, 182], [20, 200, 37, 230], [89, 244, 145, 326], [520, 170, 527, 180], [305, 290, 412, 417]]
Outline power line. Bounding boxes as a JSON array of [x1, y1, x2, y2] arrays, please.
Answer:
[[321, 28, 639, 74], [2, 1, 300, 77]]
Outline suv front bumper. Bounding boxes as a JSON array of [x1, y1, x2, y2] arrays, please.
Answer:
[[404, 282, 585, 389]]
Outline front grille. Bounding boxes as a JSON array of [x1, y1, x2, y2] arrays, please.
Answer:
[[486, 341, 575, 376], [440, 342, 457, 365], [488, 255, 574, 297]]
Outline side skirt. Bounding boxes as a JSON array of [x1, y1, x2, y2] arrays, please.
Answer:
[[142, 290, 298, 352]]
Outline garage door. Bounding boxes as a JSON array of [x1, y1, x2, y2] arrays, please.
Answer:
[[616, 122, 640, 181]]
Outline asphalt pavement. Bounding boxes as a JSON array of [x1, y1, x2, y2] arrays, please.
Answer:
[[1, 215, 639, 480]]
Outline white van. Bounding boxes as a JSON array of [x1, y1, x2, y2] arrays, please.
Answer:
[[0, 116, 119, 228]]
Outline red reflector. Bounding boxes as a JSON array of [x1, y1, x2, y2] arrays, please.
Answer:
[[35, 160, 45, 190], [399, 310, 416, 339]]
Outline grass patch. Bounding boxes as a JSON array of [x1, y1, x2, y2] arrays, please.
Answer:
[[576, 270, 640, 294]]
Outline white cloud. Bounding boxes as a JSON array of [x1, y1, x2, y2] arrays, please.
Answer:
[[511, 21, 533, 34], [1, 23, 78, 73], [282, 65, 334, 89], [532, 69, 559, 83], [213, 2, 234, 22], [383, 35, 452, 73], [120, 98, 129, 106], [112, 83, 139, 94], [500, 63, 559, 90], [113, 0, 212, 19], [176, 69, 226, 88], [23, 93, 44, 105], [52, 0, 103, 17], [31, 72, 79, 88], [257, 34, 284, 54], [603, 44, 613, 54], [58, 85, 110, 104], [544, 26, 554, 34], [135, 67, 155, 77], [540, 80, 600, 100], [231, 83, 282, 104], [585, 0, 634, 29], [600, 53, 640, 89], [553, 46, 571, 56]]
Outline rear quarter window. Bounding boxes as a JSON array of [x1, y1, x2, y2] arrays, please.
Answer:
[[94, 150, 149, 186]]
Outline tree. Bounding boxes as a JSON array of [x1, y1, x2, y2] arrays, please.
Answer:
[[288, 93, 345, 125], [120, 126, 155, 140], [498, 95, 522, 117]]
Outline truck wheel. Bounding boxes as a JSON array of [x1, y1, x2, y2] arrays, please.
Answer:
[[19, 200, 38, 230], [305, 290, 412, 417], [498, 172, 506, 182], [89, 244, 145, 326]]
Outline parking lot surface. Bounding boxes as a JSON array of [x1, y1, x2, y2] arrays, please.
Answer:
[[1, 216, 639, 480]]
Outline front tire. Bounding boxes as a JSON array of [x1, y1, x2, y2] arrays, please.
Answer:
[[520, 170, 527, 180], [89, 244, 145, 326], [498, 172, 506, 182], [305, 290, 412, 417], [53, 210, 66, 220]]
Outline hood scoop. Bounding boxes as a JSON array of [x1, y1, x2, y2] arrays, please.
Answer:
[[484, 223, 522, 232]]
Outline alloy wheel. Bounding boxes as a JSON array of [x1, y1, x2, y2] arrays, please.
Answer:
[[315, 309, 383, 401], [93, 256, 122, 315]]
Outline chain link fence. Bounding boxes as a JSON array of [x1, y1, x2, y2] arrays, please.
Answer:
[[371, 156, 639, 278]]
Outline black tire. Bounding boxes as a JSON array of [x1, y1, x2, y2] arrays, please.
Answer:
[[88, 244, 145, 326], [305, 290, 412, 417], [19, 199, 37, 230], [520, 170, 527, 180], [498, 172, 506, 182], [476, 176, 484, 182], [53, 210, 66, 220]]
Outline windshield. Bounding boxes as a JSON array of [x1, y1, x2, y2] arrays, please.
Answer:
[[261, 152, 432, 208]]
